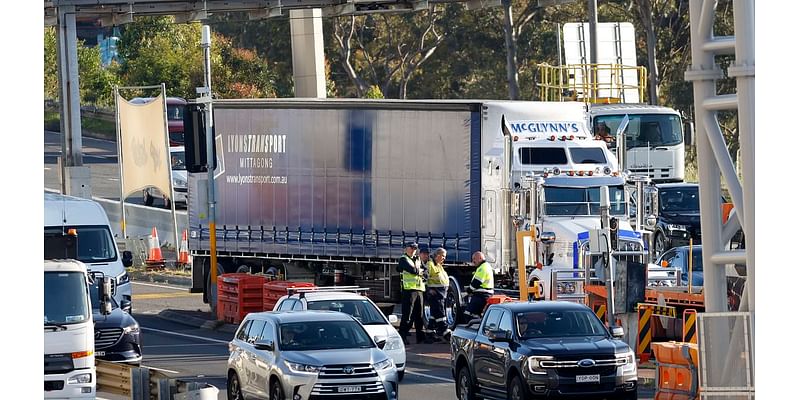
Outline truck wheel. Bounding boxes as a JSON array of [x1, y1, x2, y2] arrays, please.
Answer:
[[456, 365, 476, 400], [508, 375, 526, 400], [446, 281, 462, 329], [654, 232, 667, 257]]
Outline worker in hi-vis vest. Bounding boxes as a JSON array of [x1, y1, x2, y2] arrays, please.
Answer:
[[426, 247, 451, 342], [397, 242, 426, 344], [463, 251, 494, 323]]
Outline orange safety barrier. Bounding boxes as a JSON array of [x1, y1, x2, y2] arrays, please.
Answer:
[[217, 274, 268, 324], [145, 226, 166, 269], [683, 309, 698, 344], [722, 203, 734, 224], [652, 341, 699, 399], [263, 281, 317, 311]]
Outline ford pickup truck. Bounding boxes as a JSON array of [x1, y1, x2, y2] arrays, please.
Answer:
[[450, 301, 637, 399]]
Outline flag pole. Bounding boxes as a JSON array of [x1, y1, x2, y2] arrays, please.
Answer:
[[114, 85, 127, 239]]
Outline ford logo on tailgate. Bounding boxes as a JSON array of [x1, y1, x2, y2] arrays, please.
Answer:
[[578, 359, 596, 368]]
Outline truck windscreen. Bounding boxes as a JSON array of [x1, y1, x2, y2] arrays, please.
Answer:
[[44, 226, 118, 263], [544, 185, 627, 216], [593, 114, 682, 148], [44, 271, 90, 326]]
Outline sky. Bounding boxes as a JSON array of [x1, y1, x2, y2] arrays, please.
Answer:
[[0, 1, 788, 398]]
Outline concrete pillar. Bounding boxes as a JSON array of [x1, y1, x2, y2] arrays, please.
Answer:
[[289, 9, 327, 98]]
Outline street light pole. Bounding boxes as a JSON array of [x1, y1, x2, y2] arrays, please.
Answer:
[[199, 25, 219, 313]]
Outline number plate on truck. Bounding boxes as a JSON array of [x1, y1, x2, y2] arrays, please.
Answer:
[[338, 386, 362, 393], [576, 374, 600, 383]]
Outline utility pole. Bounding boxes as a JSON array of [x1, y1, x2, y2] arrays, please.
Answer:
[[588, 0, 599, 100]]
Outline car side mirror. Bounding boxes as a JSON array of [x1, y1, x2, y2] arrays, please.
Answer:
[[121, 299, 132, 313], [122, 251, 133, 268], [388, 314, 399, 324], [374, 335, 388, 349], [254, 339, 274, 351], [611, 326, 625, 339], [487, 329, 511, 342]]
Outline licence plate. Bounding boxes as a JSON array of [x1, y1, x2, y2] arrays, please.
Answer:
[[95, 351, 105, 357], [338, 386, 362, 393], [576, 374, 600, 383]]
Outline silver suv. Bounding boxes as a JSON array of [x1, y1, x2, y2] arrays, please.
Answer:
[[227, 310, 399, 400]]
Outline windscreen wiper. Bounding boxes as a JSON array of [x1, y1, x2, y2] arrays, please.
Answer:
[[44, 322, 69, 331]]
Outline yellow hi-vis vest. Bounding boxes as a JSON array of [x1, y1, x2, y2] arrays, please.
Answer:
[[472, 261, 494, 294], [401, 255, 424, 291], [426, 260, 449, 288]]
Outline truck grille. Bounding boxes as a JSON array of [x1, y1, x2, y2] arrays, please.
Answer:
[[95, 328, 123, 348], [45, 353, 74, 374], [311, 363, 385, 397], [540, 355, 621, 378], [44, 380, 65, 391]]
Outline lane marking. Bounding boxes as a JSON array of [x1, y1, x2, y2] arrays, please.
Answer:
[[145, 343, 224, 348], [133, 292, 200, 300], [404, 370, 453, 383], [141, 327, 231, 344], [133, 281, 191, 291]]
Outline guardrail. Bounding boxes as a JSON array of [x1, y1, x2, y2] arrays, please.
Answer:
[[96, 360, 218, 400]]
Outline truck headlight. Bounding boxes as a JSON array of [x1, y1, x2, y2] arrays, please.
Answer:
[[615, 350, 637, 374], [667, 224, 688, 232], [374, 358, 394, 371], [383, 336, 404, 351], [68, 373, 93, 384], [527, 356, 553, 374], [285, 361, 320, 374]]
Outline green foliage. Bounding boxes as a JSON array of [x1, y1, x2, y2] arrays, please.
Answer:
[[364, 85, 384, 99]]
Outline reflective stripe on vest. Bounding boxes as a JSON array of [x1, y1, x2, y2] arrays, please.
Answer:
[[401, 255, 424, 291], [472, 262, 494, 294], [427, 260, 449, 287]]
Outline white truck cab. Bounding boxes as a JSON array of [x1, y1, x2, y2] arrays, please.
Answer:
[[44, 192, 133, 306]]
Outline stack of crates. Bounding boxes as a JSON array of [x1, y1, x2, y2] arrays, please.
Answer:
[[263, 281, 316, 311], [217, 273, 267, 324]]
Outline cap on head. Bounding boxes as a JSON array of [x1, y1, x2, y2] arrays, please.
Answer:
[[404, 242, 419, 249], [419, 246, 430, 254]]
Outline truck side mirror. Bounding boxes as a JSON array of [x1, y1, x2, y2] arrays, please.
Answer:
[[122, 251, 133, 268], [684, 121, 695, 147], [611, 326, 625, 339], [101, 277, 113, 316]]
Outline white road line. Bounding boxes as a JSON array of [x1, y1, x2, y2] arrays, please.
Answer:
[[133, 281, 189, 291], [404, 370, 454, 383], [144, 366, 180, 374], [141, 327, 230, 344], [145, 343, 224, 348]]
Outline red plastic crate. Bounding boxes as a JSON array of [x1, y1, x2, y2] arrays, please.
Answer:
[[217, 299, 263, 325], [217, 274, 267, 311], [263, 281, 316, 311]]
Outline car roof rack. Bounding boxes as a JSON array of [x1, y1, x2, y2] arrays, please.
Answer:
[[287, 286, 370, 299]]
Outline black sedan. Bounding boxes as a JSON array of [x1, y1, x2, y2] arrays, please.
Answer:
[[653, 183, 702, 256], [91, 281, 142, 364]]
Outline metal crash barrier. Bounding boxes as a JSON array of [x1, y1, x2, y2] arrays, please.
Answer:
[[96, 360, 219, 399]]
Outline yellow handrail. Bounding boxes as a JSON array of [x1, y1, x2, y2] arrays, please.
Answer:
[[537, 63, 647, 104]]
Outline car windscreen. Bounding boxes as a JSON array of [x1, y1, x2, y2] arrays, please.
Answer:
[[45, 271, 90, 326], [44, 225, 118, 263], [307, 299, 387, 325], [659, 186, 700, 213], [516, 310, 608, 339], [279, 320, 374, 351]]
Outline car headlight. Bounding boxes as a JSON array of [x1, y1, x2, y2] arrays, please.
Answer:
[[383, 336, 404, 351], [667, 224, 689, 232], [68, 373, 92, 384], [117, 271, 130, 285], [527, 355, 553, 374], [615, 350, 637, 374], [374, 358, 394, 371], [285, 360, 320, 374], [123, 323, 140, 335]]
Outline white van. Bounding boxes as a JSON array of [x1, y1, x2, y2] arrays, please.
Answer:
[[44, 192, 132, 306]]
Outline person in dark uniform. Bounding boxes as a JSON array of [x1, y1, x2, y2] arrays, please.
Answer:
[[397, 242, 426, 344]]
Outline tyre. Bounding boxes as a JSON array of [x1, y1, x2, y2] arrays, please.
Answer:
[[226, 371, 244, 400], [507, 374, 526, 400], [654, 232, 668, 257], [398, 370, 405, 382], [446, 279, 462, 329], [143, 190, 154, 206], [456, 365, 476, 400], [270, 378, 285, 400]]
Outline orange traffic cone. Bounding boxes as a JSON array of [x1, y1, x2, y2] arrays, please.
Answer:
[[178, 229, 189, 266], [146, 226, 165, 269]]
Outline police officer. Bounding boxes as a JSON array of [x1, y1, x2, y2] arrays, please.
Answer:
[[426, 247, 451, 341], [463, 251, 494, 322], [397, 242, 426, 344]]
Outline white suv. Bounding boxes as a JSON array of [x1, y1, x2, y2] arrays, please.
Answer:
[[274, 288, 407, 381]]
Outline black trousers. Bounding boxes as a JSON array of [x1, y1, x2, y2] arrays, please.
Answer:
[[463, 292, 491, 323], [426, 287, 448, 335], [399, 289, 425, 341]]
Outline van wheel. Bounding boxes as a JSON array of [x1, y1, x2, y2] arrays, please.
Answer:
[[456, 365, 476, 400]]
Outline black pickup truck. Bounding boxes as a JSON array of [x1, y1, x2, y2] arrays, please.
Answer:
[[450, 301, 638, 400]]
